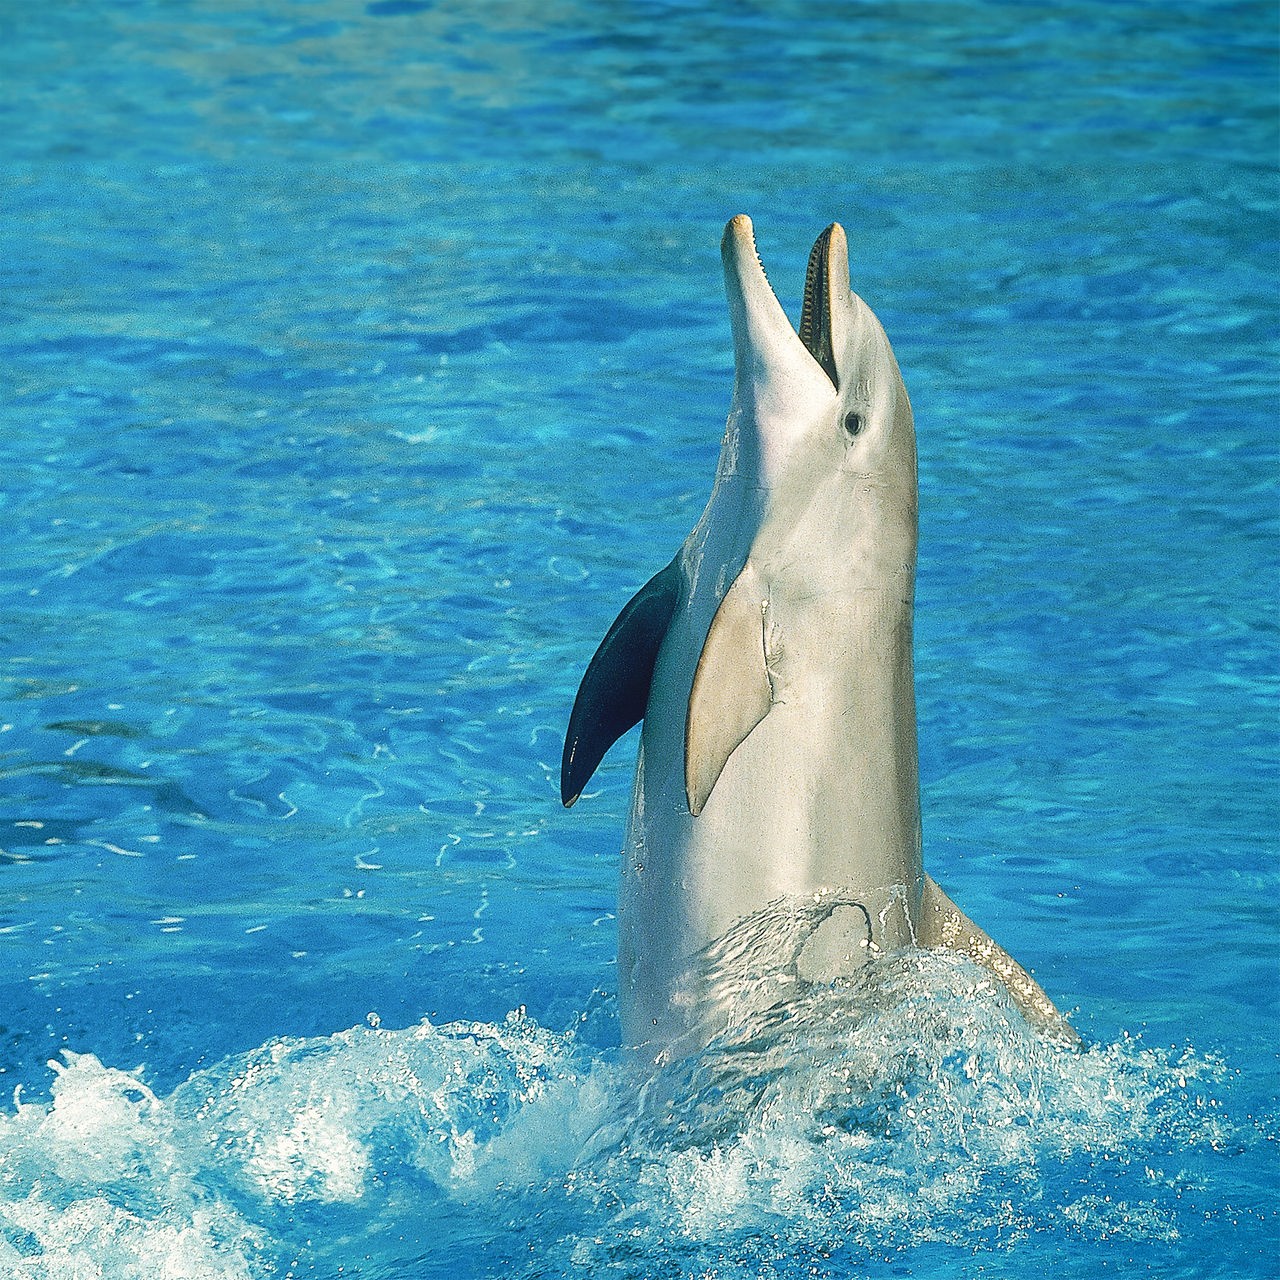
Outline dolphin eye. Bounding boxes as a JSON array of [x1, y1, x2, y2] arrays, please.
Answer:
[[843, 411, 864, 438]]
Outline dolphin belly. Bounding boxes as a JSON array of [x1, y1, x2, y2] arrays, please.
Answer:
[[618, 659, 923, 1051]]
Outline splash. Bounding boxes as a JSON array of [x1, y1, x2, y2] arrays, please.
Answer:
[[590, 951, 1227, 1267], [0, 964, 1241, 1279], [0, 1052, 265, 1279]]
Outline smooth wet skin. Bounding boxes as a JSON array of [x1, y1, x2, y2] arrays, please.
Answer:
[[564, 216, 1077, 1059]]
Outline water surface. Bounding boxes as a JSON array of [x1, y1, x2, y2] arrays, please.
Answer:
[[0, 1, 1275, 1276]]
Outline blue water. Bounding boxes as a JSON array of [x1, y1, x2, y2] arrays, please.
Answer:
[[1, 1, 1275, 1275]]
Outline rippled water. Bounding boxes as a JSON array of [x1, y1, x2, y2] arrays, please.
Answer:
[[1, 1, 1275, 1276]]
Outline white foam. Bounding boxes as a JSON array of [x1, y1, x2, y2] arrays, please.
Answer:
[[0, 964, 1240, 1277], [0, 1053, 264, 1279]]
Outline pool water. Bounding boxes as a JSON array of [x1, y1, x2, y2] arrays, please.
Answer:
[[0, 1, 1275, 1276]]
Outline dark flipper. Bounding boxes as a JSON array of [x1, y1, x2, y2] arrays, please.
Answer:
[[561, 558, 682, 807]]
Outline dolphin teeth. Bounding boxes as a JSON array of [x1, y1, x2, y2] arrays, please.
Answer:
[[753, 245, 770, 287], [735, 213, 772, 290], [799, 225, 839, 390]]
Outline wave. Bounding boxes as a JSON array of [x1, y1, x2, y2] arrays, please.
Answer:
[[0, 947, 1238, 1279]]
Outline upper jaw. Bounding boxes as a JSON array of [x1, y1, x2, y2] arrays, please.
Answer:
[[798, 223, 845, 391]]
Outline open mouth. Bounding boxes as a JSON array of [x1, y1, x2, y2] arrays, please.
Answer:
[[720, 214, 844, 410], [798, 225, 839, 392]]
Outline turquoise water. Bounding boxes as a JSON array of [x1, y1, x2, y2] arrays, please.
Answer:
[[1, 1, 1276, 1275]]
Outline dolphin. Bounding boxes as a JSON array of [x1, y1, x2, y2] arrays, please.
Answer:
[[561, 215, 1078, 1060]]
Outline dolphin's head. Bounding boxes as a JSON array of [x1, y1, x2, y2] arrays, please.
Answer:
[[717, 215, 917, 585]]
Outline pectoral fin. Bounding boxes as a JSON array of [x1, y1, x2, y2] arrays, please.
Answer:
[[685, 562, 774, 817], [919, 875, 1082, 1047], [561, 559, 682, 808]]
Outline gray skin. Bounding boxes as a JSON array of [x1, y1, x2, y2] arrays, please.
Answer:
[[563, 216, 1078, 1062]]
